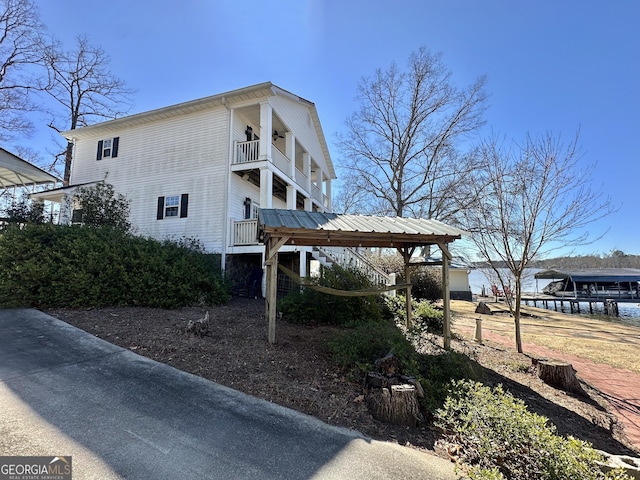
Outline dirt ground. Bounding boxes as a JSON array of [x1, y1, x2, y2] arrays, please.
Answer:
[[46, 297, 639, 458]]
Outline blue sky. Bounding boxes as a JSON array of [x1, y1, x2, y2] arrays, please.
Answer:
[[30, 0, 640, 256]]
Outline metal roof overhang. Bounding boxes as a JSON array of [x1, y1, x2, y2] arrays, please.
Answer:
[[259, 209, 466, 346], [0, 148, 60, 189], [258, 209, 466, 248], [535, 268, 640, 283]]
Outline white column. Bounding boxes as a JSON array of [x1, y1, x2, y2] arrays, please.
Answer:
[[259, 101, 272, 161], [260, 168, 273, 208], [325, 177, 332, 211], [286, 184, 296, 210], [299, 249, 307, 278], [285, 132, 296, 179], [304, 197, 312, 211]]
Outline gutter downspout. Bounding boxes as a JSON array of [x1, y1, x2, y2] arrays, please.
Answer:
[[221, 104, 233, 271]]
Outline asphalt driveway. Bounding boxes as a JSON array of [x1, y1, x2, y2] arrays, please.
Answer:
[[0, 309, 458, 479]]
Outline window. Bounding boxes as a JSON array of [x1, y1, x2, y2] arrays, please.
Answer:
[[157, 194, 189, 220], [165, 195, 180, 217], [96, 137, 120, 160]]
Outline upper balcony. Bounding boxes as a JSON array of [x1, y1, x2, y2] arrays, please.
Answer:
[[232, 138, 329, 210]]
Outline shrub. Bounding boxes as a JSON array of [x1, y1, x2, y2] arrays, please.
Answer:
[[327, 317, 418, 379], [410, 266, 442, 301], [70, 182, 132, 231], [0, 224, 229, 308], [278, 264, 381, 326], [383, 295, 448, 335], [434, 380, 632, 480], [2, 193, 45, 224], [414, 299, 445, 334]]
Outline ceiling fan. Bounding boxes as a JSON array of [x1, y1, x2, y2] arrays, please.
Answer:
[[272, 130, 285, 141]]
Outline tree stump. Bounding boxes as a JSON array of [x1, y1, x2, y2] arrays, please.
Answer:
[[537, 360, 584, 395], [364, 353, 424, 426], [365, 381, 423, 426]]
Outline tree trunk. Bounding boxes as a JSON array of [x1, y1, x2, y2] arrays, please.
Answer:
[[365, 383, 423, 426], [537, 360, 584, 395]]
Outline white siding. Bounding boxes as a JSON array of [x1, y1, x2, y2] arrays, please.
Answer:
[[450, 270, 470, 292], [70, 108, 229, 252], [269, 95, 331, 179]]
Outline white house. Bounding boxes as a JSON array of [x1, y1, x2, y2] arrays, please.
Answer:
[[34, 83, 336, 292]]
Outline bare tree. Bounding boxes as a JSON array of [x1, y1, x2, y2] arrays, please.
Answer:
[[458, 132, 614, 353], [39, 35, 134, 184], [0, 0, 42, 141], [335, 47, 488, 221]]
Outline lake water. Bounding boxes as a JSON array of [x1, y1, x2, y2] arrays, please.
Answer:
[[469, 268, 640, 327]]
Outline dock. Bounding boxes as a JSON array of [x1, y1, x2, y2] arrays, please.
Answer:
[[520, 294, 639, 316]]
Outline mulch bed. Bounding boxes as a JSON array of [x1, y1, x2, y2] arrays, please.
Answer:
[[46, 297, 639, 457]]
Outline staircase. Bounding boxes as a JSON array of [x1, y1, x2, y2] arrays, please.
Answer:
[[311, 246, 392, 287]]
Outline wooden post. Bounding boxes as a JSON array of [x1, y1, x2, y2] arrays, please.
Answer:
[[475, 318, 483, 344], [439, 242, 452, 350], [265, 235, 289, 344], [402, 248, 413, 328]]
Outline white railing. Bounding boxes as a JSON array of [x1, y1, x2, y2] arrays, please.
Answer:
[[232, 219, 259, 245], [316, 246, 391, 286], [310, 185, 329, 209], [235, 140, 260, 164], [295, 167, 307, 186], [271, 145, 291, 174]]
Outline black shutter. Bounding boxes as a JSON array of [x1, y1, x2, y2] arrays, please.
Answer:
[[96, 140, 103, 160], [111, 137, 119, 158], [180, 194, 189, 218], [157, 196, 165, 220]]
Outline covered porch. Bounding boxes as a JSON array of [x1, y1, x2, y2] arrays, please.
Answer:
[[257, 209, 467, 347]]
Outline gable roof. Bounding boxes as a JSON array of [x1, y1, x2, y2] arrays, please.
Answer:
[[258, 209, 467, 248], [60, 82, 335, 179], [0, 148, 60, 189]]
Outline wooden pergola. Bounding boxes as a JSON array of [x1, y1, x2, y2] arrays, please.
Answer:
[[257, 209, 467, 348]]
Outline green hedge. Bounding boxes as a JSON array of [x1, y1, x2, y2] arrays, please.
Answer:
[[0, 224, 229, 308]]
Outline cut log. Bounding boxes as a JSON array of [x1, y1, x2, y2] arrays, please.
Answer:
[[537, 360, 584, 395], [366, 384, 423, 426]]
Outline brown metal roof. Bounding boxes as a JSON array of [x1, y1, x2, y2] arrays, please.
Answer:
[[258, 209, 466, 248]]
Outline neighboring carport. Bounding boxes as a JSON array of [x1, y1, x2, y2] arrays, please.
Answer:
[[0, 147, 59, 193], [257, 209, 467, 348], [0, 148, 60, 222]]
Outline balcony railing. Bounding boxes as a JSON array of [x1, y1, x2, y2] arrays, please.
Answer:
[[234, 139, 329, 209], [234, 140, 260, 164], [271, 145, 290, 174], [232, 219, 259, 245], [295, 167, 307, 186]]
